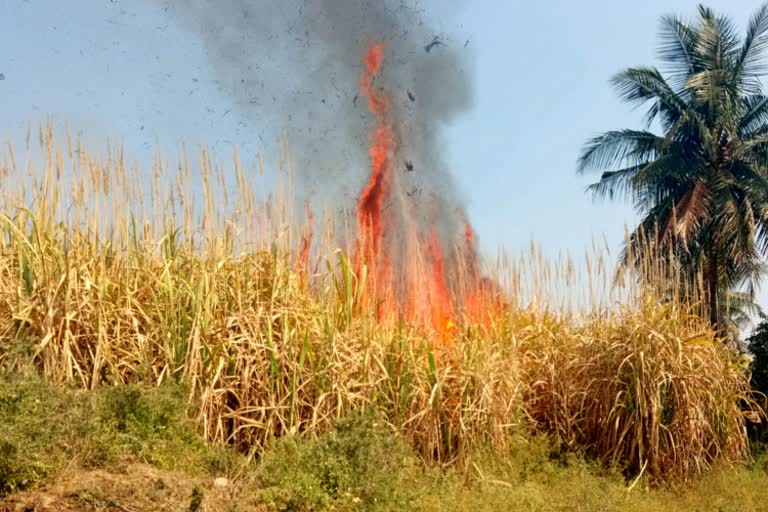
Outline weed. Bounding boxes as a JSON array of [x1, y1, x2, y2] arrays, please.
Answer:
[[256, 413, 419, 512], [189, 486, 204, 512]]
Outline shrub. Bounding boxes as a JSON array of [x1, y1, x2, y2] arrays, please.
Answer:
[[747, 318, 768, 399], [0, 372, 244, 494], [255, 413, 420, 512]]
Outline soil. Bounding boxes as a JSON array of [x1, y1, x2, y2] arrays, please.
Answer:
[[0, 459, 254, 512]]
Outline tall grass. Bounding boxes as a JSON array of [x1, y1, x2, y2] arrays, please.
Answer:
[[0, 124, 759, 481]]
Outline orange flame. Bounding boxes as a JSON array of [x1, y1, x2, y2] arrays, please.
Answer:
[[461, 219, 502, 327], [296, 194, 314, 279], [355, 42, 396, 319], [426, 227, 454, 340], [349, 42, 501, 341]]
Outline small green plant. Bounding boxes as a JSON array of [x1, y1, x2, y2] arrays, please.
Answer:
[[256, 413, 419, 512], [92, 382, 210, 468], [0, 374, 72, 495], [0, 439, 28, 495], [0, 372, 247, 495], [189, 486, 204, 512]]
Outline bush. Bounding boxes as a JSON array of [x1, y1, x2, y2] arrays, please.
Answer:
[[0, 372, 243, 495], [255, 413, 421, 512], [0, 373, 81, 495], [747, 318, 768, 399], [93, 383, 206, 467], [0, 439, 30, 495]]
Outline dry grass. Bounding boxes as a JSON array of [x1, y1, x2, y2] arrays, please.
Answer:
[[0, 124, 759, 482], [522, 299, 753, 480]]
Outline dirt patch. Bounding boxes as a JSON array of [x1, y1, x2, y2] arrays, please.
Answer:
[[0, 459, 256, 512]]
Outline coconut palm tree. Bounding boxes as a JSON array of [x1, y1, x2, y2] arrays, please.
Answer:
[[578, 4, 768, 331]]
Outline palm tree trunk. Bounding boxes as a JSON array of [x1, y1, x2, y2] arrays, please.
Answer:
[[708, 248, 719, 330]]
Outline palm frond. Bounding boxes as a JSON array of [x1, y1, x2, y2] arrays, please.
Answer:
[[658, 14, 699, 91], [732, 133, 768, 160], [736, 2, 768, 91], [686, 69, 736, 122], [630, 152, 699, 209], [577, 130, 662, 174], [660, 179, 710, 243], [739, 95, 768, 135], [693, 5, 740, 71], [611, 67, 687, 128], [585, 164, 646, 202], [661, 108, 711, 155]]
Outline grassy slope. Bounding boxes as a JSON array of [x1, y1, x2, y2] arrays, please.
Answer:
[[1, 372, 767, 512]]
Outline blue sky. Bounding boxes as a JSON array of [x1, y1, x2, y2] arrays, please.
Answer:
[[0, 0, 764, 304]]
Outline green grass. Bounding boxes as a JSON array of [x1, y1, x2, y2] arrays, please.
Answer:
[[255, 416, 768, 512], [0, 369, 239, 496], [2, 371, 768, 511]]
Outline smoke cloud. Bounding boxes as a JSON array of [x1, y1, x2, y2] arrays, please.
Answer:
[[154, 0, 473, 231]]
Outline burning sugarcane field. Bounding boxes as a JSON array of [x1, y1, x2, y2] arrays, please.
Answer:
[[2, 1, 768, 510]]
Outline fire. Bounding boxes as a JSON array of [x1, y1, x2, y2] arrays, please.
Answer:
[[296, 193, 314, 279], [426, 226, 454, 339], [354, 43, 396, 319], [348, 41, 501, 341], [461, 218, 503, 326], [466, 277, 503, 328]]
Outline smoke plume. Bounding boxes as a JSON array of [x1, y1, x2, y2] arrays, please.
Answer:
[[154, 0, 473, 232]]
